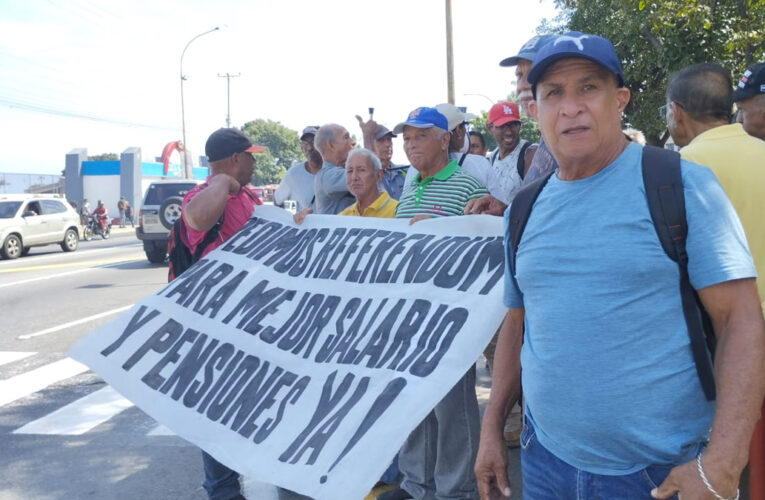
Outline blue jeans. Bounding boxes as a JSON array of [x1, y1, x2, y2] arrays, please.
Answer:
[[520, 419, 679, 500], [399, 365, 480, 500], [201, 450, 241, 500]]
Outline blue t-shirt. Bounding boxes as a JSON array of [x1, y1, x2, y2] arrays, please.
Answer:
[[503, 142, 756, 474]]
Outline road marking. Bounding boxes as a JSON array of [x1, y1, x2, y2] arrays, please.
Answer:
[[0, 256, 144, 275], [147, 423, 175, 436], [0, 351, 35, 367], [13, 385, 134, 435], [0, 358, 88, 408], [18, 305, 134, 340]]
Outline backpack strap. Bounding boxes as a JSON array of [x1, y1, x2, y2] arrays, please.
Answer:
[[516, 141, 533, 180], [489, 149, 499, 166], [641, 145, 716, 401], [458, 152, 468, 166], [507, 171, 553, 279]]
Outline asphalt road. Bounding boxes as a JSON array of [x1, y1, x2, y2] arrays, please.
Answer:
[[0, 228, 521, 500]]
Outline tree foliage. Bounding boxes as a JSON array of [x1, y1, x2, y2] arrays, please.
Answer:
[[549, 0, 765, 145], [240, 119, 303, 185], [88, 153, 119, 161]]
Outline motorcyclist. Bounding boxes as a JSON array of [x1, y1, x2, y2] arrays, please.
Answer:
[[92, 200, 109, 233]]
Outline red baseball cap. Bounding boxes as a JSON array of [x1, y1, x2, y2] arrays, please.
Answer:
[[488, 102, 521, 127]]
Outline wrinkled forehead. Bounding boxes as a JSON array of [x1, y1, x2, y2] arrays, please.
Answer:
[[537, 58, 616, 87]]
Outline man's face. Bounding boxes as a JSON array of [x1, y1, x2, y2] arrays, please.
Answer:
[[736, 95, 765, 141], [515, 59, 534, 117], [329, 127, 353, 166], [449, 123, 466, 152], [374, 135, 393, 165], [403, 126, 448, 173], [301, 135, 323, 164], [665, 101, 692, 148], [345, 154, 381, 200], [488, 121, 521, 153], [469, 134, 486, 156], [232, 151, 256, 186], [529, 59, 630, 169]]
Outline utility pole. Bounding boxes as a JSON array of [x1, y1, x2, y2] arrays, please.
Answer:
[[445, 0, 455, 105], [217, 72, 241, 128]]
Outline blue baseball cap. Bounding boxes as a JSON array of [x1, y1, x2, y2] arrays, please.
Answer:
[[393, 107, 449, 134], [499, 34, 558, 67], [527, 31, 625, 96]]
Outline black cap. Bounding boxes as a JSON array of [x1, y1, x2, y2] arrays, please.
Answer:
[[205, 128, 267, 162], [374, 125, 396, 140], [733, 63, 765, 102]]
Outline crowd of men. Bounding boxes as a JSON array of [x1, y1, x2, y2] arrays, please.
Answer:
[[180, 31, 765, 500]]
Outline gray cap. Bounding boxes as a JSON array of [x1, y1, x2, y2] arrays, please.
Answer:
[[499, 34, 558, 67], [300, 126, 319, 140], [374, 125, 396, 141]]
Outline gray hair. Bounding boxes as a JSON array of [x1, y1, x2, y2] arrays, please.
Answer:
[[347, 148, 382, 171], [314, 123, 343, 157]]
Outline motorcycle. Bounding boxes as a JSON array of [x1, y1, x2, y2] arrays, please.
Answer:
[[83, 214, 111, 241]]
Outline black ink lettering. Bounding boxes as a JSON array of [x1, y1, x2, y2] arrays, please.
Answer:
[[100, 306, 161, 356], [141, 328, 199, 390], [122, 318, 183, 371]]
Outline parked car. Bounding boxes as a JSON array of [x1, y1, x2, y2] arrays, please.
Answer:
[[136, 180, 202, 263], [0, 194, 80, 259]]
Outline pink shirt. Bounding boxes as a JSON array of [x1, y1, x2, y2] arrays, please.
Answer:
[[181, 182, 262, 258]]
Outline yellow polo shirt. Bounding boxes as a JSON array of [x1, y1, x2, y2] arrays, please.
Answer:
[[339, 191, 398, 218], [680, 123, 765, 310]]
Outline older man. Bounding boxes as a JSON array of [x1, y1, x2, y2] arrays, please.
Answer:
[[312, 123, 355, 214], [665, 63, 765, 311], [475, 32, 765, 500], [274, 126, 322, 212], [377, 107, 487, 500], [733, 62, 765, 141], [339, 148, 398, 217]]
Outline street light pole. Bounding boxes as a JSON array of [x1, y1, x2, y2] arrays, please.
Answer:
[[180, 26, 219, 179], [445, 0, 455, 105]]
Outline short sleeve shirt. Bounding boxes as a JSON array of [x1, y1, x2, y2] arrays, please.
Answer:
[[396, 160, 488, 218]]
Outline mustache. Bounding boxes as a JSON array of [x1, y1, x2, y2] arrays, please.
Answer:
[[518, 90, 533, 101]]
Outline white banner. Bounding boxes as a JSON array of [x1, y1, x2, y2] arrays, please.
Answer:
[[69, 205, 506, 500]]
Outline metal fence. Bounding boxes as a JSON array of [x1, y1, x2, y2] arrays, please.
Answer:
[[0, 172, 65, 195]]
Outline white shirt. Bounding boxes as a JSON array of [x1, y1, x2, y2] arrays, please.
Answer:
[[274, 161, 317, 212]]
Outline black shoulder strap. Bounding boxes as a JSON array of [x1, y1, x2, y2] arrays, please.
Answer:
[[190, 218, 223, 262], [458, 152, 468, 166], [516, 141, 533, 180], [641, 145, 716, 401], [507, 171, 553, 279], [490, 149, 499, 166]]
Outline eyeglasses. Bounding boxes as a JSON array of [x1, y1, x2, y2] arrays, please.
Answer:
[[658, 104, 668, 120]]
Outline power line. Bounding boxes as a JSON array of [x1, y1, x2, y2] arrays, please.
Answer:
[[0, 96, 177, 131]]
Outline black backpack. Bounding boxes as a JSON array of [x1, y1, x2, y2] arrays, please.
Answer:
[[507, 145, 717, 401], [167, 216, 222, 282]]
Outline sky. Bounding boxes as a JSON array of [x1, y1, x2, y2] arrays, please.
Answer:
[[0, 0, 560, 176]]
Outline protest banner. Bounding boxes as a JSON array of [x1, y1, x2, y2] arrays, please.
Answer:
[[69, 205, 507, 499]]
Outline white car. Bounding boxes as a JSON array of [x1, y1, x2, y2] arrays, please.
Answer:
[[0, 194, 80, 259]]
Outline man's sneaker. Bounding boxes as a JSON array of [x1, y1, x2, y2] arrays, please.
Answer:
[[376, 486, 413, 500]]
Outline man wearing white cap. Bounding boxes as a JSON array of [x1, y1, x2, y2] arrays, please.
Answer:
[[475, 32, 765, 500]]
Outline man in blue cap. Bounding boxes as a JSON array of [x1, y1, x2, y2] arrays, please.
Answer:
[[474, 32, 765, 500], [377, 107, 487, 500]]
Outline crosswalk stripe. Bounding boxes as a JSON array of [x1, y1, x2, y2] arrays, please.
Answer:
[[0, 351, 35, 367], [13, 385, 134, 435], [0, 358, 88, 408], [147, 423, 175, 436]]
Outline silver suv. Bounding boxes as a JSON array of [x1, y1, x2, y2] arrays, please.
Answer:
[[0, 194, 80, 259], [136, 180, 202, 263]]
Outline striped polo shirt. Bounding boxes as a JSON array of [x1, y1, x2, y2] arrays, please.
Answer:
[[395, 160, 487, 218]]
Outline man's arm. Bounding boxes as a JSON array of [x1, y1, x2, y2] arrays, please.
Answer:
[[653, 277, 765, 499], [184, 174, 240, 232], [475, 307, 524, 500], [321, 165, 351, 197]]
